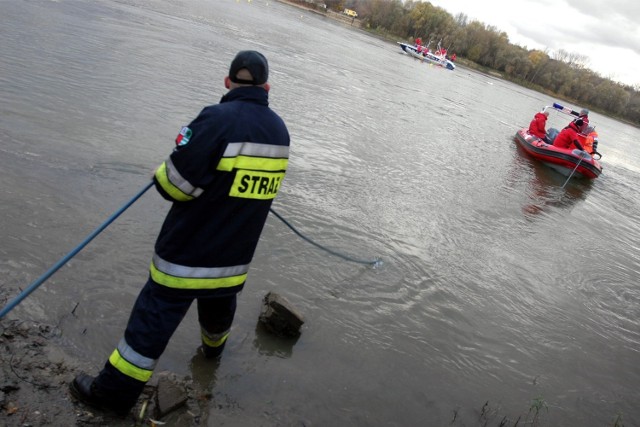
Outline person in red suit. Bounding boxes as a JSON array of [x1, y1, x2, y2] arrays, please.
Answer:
[[528, 110, 550, 142], [553, 119, 585, 150]]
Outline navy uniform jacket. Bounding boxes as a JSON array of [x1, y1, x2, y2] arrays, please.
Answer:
[[152, 86, 290, 294]]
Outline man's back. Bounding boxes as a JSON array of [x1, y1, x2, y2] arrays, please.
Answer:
[[155, 86, 290, 274]]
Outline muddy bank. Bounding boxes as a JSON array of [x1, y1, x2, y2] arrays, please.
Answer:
[[0, 315, 213, 426], [276, 0, 362, 28], [0, 289, 304, 427]]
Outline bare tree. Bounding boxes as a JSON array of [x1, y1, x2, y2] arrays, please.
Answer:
[[552, 49, 589, 69]]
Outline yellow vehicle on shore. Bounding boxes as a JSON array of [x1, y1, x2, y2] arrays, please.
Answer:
[[343, 8, 358, 18]]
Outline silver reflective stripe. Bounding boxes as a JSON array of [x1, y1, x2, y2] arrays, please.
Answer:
[[223, 142, 289, 159], [152, 253, 250, 278], [117, 338, 157, 370], [201, 327, 231, 342], [166, 157, 204, 197]]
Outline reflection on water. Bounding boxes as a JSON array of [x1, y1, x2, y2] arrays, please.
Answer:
[[511, 144, 594, 217], [253, 322, 299, 358], [521, 181, 591, 217], [188, 350, 220, 399]]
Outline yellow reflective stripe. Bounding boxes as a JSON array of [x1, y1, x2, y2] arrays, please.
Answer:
[[150, 262, 247, 289], [230, 171, 284, 199], [109, 349, 153, 382], [217, 156, 288, 172], [201, 331, 230, 348], [154, 162, 196, 202]]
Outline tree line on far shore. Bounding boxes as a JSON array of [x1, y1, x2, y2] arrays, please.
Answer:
[[314, 0, 640, 125]]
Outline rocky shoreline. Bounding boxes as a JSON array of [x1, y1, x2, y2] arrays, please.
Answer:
[[0, 291, 303, 426], [0, 316, 202, 426]]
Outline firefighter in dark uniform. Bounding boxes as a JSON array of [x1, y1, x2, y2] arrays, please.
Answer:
[[70, 50, 290, 416]]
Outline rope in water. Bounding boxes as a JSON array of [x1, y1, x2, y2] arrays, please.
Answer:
[[269, 207, 381, 267], [0, 183, 380, 319], [561, 152, 588, 188], [0, 181, 155, 319]]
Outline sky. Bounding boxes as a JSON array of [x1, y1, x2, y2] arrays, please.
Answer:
[[426, 0, 640, 88]]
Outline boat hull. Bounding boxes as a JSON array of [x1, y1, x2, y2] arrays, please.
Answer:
[[514, 128, 602, 179]]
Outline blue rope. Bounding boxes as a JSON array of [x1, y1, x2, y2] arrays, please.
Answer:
[[0, 184, 380, 320], [269, 207, 381, 267], [0, 181, 154, 319]]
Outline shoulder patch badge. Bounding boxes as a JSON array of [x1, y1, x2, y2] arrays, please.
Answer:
[[175, 126, 192, 147]]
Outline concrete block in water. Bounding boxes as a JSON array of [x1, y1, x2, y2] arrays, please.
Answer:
[[259, 291, 304, 337]]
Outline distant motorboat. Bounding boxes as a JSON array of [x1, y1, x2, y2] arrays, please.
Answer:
[[397, 42, 455, 70]]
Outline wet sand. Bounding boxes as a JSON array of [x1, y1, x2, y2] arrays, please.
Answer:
[[0, 310, 207, 426]]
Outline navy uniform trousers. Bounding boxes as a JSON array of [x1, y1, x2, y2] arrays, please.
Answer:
[[92, 277, 237, 409]]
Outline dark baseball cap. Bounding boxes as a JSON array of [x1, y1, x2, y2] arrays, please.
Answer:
[[228, 50, 269, 85]]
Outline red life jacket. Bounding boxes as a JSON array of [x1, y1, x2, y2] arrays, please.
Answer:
[[528, 112, 548, 139]]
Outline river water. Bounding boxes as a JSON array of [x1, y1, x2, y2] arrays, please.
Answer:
[[1, 1, 639, 426]]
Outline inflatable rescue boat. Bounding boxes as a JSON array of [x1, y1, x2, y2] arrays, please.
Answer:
[[515, 103, 602, 179]]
